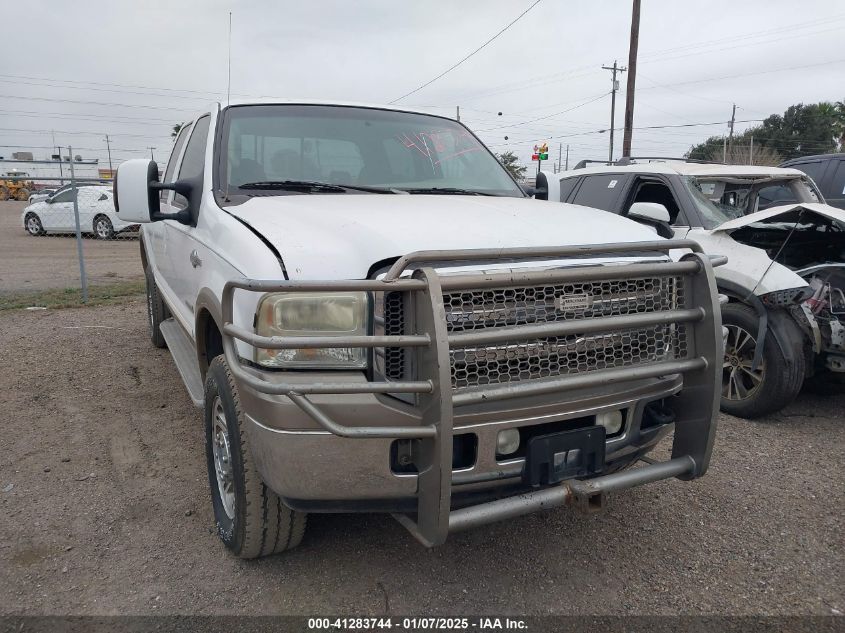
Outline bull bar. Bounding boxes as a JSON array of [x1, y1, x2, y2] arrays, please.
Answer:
[[220, 240, 724, 546]]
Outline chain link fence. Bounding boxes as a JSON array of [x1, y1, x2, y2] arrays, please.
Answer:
[[0, 169, 144, 307]]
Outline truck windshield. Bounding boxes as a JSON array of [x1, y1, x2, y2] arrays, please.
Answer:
[[218, 104, 523, 197], [682, 175, 822, 229]]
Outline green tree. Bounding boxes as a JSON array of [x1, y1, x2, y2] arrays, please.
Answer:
[[687, 101, 843, 163], [496, 151, 527, 181]]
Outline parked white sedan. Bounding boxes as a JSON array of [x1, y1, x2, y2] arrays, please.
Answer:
[[21, 185, 139, 239]]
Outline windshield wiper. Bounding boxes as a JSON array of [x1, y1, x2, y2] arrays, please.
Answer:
[[400, 187, 496, 196], [238, 180, 396, 194]]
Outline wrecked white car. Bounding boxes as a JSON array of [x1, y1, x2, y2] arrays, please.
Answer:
[[540, 160, 844, 417]]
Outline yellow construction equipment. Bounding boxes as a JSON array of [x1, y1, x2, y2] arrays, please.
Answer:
[[0, 170, 34, 201]]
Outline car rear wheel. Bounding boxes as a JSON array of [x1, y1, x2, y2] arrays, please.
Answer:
[[204, 356, 307, 558], [720, 303, 805, 418], [93, 215, 115, 240], [24, 213, 45, 236]]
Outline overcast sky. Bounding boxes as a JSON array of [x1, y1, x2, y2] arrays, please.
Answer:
[[1, 0, 843, 171]]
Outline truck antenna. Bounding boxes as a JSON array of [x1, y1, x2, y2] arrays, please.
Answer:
[[227, 11, 232, 107]]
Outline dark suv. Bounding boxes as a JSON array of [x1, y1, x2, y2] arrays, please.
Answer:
[[780, 153, 845, 209]]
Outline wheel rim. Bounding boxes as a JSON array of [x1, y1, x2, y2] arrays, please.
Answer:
[[212, 396, 236, 520], [26, 217, 40, 234], [95, 218, 110, 239], [722, 324, 765, 401]]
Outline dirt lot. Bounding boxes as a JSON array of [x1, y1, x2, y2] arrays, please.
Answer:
[[0, 200, 142, 294], [0, 300, 843, 616]]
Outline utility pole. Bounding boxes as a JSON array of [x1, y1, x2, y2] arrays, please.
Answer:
[[68, 147, 88, 303], [621, 0, 641, 158], [558, 143, 562, 173], [52, 130, 64, 185], [722, 136, 727, 164], [456, 106, 460, 122], [104, 134, 113, 175], [728, 103, 736, 147], [565, 144, 569, 171], [749, 135, 754, 165], [148, 147, 156, 161], [602, 60, 626, 163]]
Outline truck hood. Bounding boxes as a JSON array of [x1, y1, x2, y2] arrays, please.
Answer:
[[225, 195, 664, 279], [712, 202, 845, 232]]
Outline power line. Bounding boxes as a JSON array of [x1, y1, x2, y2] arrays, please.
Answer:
[[0, 126, 170, 139], [389, 0, 542, 104], [472, 92, 610, 132], [0, 94, 195, 112]]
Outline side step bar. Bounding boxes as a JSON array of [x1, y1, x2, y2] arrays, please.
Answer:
[[159, 319, 204, 407], [396, 456, 696, 545]]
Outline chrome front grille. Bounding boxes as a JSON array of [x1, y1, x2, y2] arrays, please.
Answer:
[[382, 276, 689, 390]]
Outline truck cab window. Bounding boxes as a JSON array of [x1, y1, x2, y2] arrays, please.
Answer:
[[173, 116, 210, 208], [161, 123, 192, 203], [558, 177, 579, 203], [571, 174, 626, 211], [626, 180, 682, 224]]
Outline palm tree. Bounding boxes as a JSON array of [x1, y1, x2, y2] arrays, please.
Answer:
[[171, 123, 183, 140]]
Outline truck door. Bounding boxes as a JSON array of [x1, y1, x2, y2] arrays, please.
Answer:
[[161, 115, 212, 333], [150, 122, 192, 311]]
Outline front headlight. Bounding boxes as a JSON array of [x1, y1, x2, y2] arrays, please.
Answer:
[[255, 291, 369, 369]]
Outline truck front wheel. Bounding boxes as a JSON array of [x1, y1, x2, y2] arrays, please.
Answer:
[[720, 303, 805, 418], [204, 356, 307, 558]]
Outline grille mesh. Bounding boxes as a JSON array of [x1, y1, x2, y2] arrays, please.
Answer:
[[382, 276, 688, 390], [383, 291, 406, 379]]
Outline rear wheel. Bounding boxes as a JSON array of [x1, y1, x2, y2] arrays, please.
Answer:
[[720, 303, 805, 418], [15, 188, 29, 201], [93, 215, 115, 240], [204, 356, 307, 558], [0, 186, 10, 201], [24, 213, 45, 236]]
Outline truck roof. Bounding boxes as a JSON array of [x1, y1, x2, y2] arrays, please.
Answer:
[[185, 99, 454, 124]]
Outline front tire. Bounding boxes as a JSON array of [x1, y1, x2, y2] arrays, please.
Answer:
[[93, 215, 115, 240], [24, 213, 45, 236], [720, 303, 805, 418], [145, 265, 169, 348], [204, 356, 307, 558], [15, 188, 30, 201]]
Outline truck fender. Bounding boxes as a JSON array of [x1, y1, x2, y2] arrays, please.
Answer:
[[195, 288, 224, 378]]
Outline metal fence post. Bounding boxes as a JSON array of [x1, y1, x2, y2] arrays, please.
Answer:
[[67, 147, 88, 303]]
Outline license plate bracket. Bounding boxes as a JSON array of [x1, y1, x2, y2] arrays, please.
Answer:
[[523, 426, 606, 486]]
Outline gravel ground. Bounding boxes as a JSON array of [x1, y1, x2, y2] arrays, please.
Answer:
[[0, 300, 842, 616], [0, 200, 142, 293]]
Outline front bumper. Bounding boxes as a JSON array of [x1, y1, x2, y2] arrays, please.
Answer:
[[241, 372, 681, 507], [222, 240, 724, 546]]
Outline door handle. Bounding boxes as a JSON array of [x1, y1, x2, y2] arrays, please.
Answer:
[[189, 250, 202, 268]]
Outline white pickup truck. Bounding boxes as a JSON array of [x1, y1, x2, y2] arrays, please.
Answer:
[[115, 101, 723, 558]]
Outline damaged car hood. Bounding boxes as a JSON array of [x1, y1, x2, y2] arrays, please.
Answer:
[[683, 202, 845, 296], [225, 194, 666, 279], [712, 202, 845, 233]]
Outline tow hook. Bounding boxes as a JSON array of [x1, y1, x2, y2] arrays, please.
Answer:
[[565, 480, 605, 514]]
